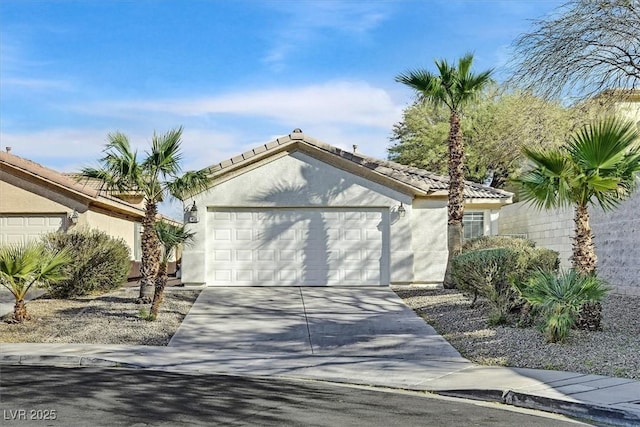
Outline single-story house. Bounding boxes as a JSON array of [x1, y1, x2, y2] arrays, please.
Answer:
[[0, 149, 149, 276], [182, 129, 513, 287]]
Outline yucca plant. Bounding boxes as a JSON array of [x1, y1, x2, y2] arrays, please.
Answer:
[[514, 269, 609, 343], [0, 242, 71, 322]]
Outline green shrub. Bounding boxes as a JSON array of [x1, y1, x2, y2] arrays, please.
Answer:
[[513, 269, 609, 343], [462, 236, 536, 253], [42, 229, 131, 298], [452, 244, 559, 324]]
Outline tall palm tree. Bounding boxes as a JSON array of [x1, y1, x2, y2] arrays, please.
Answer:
[[0, 242, 71, 322], [396, 53, 494, 287], [149, 221, 195, 319], [80, 127, 211, 303], [517, 117, 640, 274]]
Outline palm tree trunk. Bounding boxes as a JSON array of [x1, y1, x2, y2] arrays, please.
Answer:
[[150, 262, 168, 318], [138, 201, 161, 303], [13, 299, 28, 323], [572, 203, 597, 274], [572, 203, 601, 330], [443, 112, 465, 288]]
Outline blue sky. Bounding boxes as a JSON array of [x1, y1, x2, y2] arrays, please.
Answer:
[[1, 0, 563, 176]]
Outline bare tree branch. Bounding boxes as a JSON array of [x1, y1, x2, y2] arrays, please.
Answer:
[[509, 0, 640, 102]]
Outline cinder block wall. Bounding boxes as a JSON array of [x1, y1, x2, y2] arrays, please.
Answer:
[[499, 193, 640, 296], [498, 202, 573, 268], [590, 191, 640, 295]]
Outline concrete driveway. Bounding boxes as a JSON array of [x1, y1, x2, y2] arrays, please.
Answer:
[[168, 287, 462, 360]]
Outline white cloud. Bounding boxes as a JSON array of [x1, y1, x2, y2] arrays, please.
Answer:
[[261, 1, 391, 68], [0, 77, 73, 91], [0, 127, 242, 172], [76, 81, 403, 130]]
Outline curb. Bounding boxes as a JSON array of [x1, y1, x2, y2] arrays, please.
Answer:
[[0, 354, 142, 370], [436, 389, 640, 427], [3, 355, 639, 426]]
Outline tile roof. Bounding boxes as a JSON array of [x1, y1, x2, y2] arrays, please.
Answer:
[[0, 151, 145, 215], [1, 151, 98, 198], [205, 130, 513, 200]]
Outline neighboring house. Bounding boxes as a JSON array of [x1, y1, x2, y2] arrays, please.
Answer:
[[0, 149, 146, 276], [182, 129, 512, 287]]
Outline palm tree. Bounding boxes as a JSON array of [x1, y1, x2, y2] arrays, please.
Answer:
[[0, 242, 71, 322], [149, 221, 195, 319], [517, 117, 640, 274], [80, 127, 211, 303], [396, 53, 493, 287], [517, 117, 640, 330]]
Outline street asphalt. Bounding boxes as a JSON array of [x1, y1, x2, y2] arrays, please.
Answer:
[[0, 365, 586, 426], [1, 286, 639, 426]]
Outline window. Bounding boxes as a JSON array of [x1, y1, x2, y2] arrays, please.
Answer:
[[463, 212, 485, 240]]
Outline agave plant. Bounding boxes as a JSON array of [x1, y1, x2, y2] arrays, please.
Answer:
[[515, 269, 609, 343], [0, 242, 71, 322]]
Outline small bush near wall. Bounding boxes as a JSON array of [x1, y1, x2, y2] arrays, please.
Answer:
[[42, 229, 131, 298], [453, 236, 560, 325], [462, 236, 535, 252]]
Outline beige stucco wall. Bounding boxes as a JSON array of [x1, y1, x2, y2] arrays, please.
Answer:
[[410, 198, 448, 282], [1, 170, 140, 260], [84, 210, 138, 260], [0, 173, 85, 215]]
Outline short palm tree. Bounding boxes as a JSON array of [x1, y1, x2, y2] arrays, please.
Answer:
[[517, 117, 640, 330], [515, 269, 609, 343], [149, 221, 195, 319], [517, 117, 640, 274], [80, 127, 211, 303], [0, 242, 71, 322], [396, 53, 494, 287]]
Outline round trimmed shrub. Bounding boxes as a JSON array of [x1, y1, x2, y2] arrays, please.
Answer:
[[42, 228, 131, 298]]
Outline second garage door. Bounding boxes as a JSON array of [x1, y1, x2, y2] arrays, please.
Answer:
[[207, 208, 388, 286], [0, 214, 65, 245]]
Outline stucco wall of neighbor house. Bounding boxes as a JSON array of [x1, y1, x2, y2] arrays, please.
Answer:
[[590, 191, 640, 296], [182, 151, 431, 285], [498, 201, 574, 269], [0, 173, 85, 215], [499, 194, 640, 295], [84, 210, 138, 260]]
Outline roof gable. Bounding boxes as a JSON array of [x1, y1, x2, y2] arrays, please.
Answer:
[[203, 129, 512, 201], [0, 151, 145, 217]]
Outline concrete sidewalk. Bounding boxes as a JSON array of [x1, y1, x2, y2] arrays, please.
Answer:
[[1, 287, 639, 426]]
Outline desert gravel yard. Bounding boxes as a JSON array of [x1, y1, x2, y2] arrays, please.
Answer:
[[393, 286, 640, 381], [2, 285, 639, 382], [0, 288, 200, 346]]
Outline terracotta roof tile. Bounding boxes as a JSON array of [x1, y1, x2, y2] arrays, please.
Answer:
[[204, 131, 512, 200], [0, 151, 98, 198]]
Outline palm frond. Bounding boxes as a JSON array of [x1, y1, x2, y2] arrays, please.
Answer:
[[144, 127, 184, 177], [166, 170, 212, 201]]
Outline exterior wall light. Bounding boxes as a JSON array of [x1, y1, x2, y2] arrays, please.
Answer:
[[397, 202, 406, 217], [186, 201, 199, 223], [69, 209, 79, 226]]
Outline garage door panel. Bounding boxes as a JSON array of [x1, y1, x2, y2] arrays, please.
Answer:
[[207, 208, 386, 286], [1, 215, 65, 245]]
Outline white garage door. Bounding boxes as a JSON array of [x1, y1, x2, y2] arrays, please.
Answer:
[[207, 208, 387, 286], [0, 215, 65, 245]]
